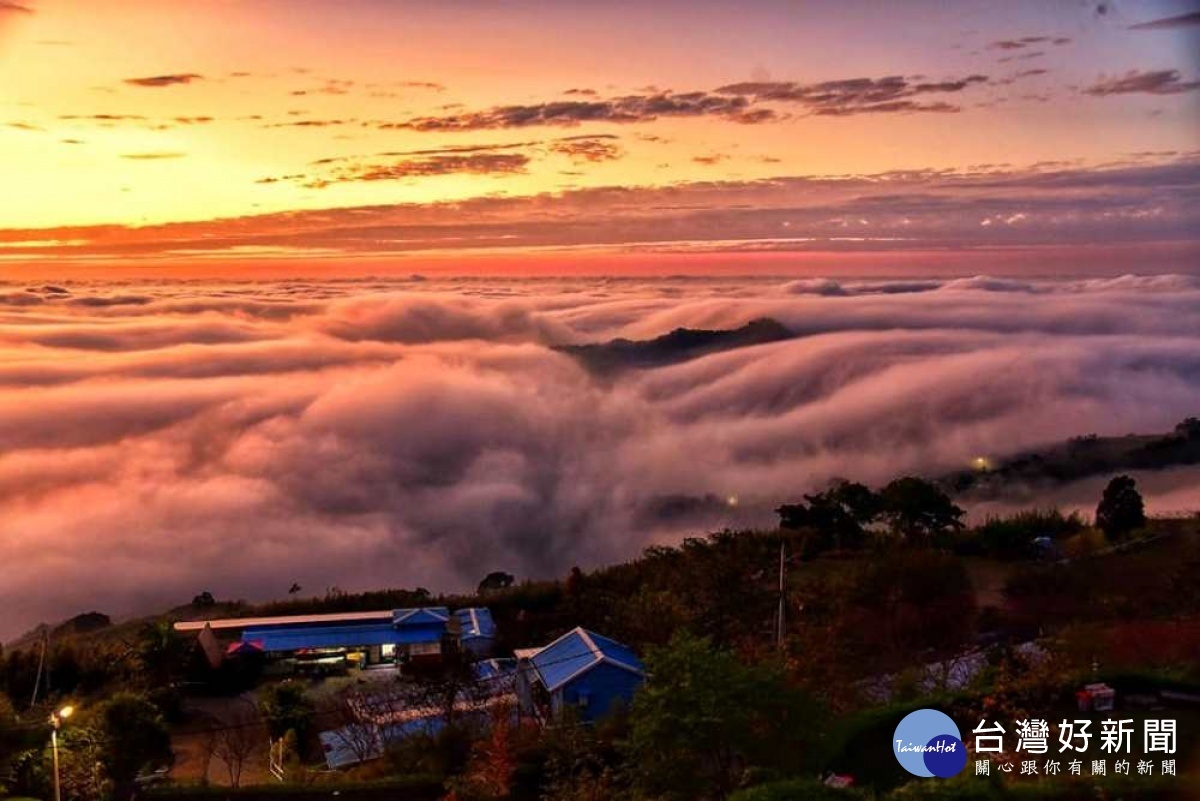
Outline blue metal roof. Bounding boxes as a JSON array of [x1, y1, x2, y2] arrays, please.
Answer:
[[456, 607, 497, 640], [241, 621, 441, 652], [393, 607, 450, 627], [472, 658, 516, 681], [529, 628, 644, 692], [589, 631, 643, 671], [233, 606, 496, 653]]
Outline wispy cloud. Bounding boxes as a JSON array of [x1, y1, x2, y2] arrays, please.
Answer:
[[987, 35, 1071, 50], [268, 152, 530, 189], [124, 73, 204, 88], [1084, 69, 1200, 96], [121, 152, 187, 160], [1128, 11, 1200, 30], [0, 1, 33, 14], [393, 91, 773, 131], [386, 74, 994, 131], [4, 156, 1197, 260], [549, 137, 623, 163], [715, 75, 987, 116], [60, 114, 148, 122]]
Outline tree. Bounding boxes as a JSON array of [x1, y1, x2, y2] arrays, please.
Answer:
[[98, 693, 172, 800], [478, 571, 516, 594], [627, 632, 823, 800], [411, 646, 486, 731], [449, 703, 524, 800], [49, 724, 111, 801], [844, 551, 977, 673], [327, 688, 384, 766], [0, 692, 22, 760], [777, 480, 879, 552], [1095, 474, 1146, 539], [878, 476, 965, 544], [138, 620, 191, 688], [192, 591, 216, 608], [259, 682, 315, 758], [208, 702, 260, 788]]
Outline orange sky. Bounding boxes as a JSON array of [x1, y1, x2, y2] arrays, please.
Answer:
[[1, 0, 1198, 273]]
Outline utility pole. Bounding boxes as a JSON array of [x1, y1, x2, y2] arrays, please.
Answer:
[[30, 629, 48, 710], [51, 725, 61, 801], [50, 705, 73, 801], [777, 539, 786, 651]]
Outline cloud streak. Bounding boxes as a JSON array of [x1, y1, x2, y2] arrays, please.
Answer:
[[715, 75, 988, 115], [124, 73, 204, 88], [393, 91, 774, 131], [2, 156, 1196, 261], [389, 74, 994, 131], [1128, 11, 1200, 30], [1083, 69, 1200, 96]]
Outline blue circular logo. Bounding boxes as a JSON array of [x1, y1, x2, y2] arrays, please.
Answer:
[[893, 709, 966, 778]]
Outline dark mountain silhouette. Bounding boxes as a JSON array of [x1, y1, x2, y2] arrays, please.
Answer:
[[944, 417, 1200, 497], [559, 317, 793, 374]]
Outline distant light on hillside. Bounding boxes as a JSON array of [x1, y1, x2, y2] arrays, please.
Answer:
[[972, 456, 991, 471]]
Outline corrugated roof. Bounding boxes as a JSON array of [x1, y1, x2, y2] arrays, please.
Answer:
[[529, 627, 644, 692], [241, 621, 442, 652], [175, 609, 393, 632], [472, 658, 517, 681], [456, 607, 497, 640], [392, 607, 450, 627]]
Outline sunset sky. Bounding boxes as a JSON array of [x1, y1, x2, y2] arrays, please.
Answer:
[[1, 0, 1198, 274]]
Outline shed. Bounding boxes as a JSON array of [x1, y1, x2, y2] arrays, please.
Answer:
[[516, 627, 644, 722], [457, 607, 498, 657]]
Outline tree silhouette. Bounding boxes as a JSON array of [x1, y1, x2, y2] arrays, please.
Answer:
[[477, 571, 515, 594], [99, 693, 172, 800], [878, 476, 965, 545], [1095, 474, 1145, 539]]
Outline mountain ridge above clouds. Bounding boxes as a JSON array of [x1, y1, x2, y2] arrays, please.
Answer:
[[557, 317, 794, 373]]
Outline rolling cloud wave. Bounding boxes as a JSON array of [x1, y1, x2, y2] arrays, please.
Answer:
[[1, 274, 1198, 639]]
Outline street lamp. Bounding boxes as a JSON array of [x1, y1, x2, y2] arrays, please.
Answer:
[[50, 705, 74, 801]]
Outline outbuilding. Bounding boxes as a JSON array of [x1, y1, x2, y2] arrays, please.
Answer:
[[516, 627, 644, 722]]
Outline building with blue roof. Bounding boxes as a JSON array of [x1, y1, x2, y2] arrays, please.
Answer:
[[515, 627, 644, 722], [175, 606, 494, 670], [456, 607, 498, 657]]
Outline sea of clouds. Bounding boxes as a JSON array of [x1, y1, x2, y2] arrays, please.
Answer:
[[1, 273, 1198, 639]]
